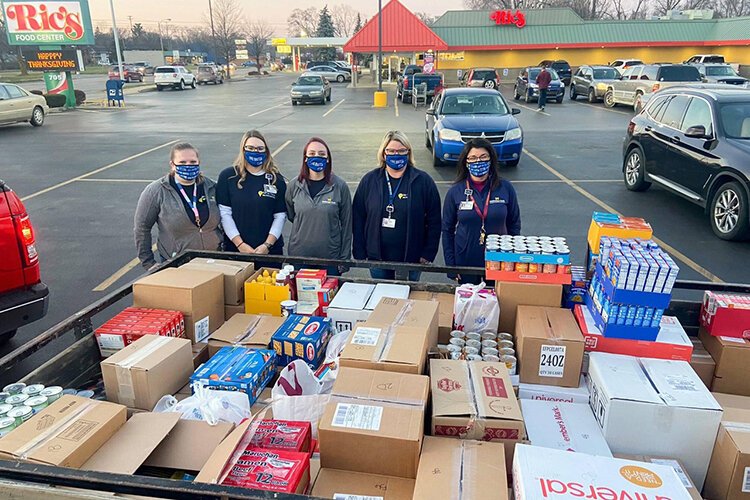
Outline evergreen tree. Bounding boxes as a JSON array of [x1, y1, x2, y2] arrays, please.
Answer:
[[354, 13, 362, 33], [316, 5, 336, 60]]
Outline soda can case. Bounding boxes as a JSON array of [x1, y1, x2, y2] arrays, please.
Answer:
[[271, 315, 332, 369], [190, 347, 276, 405]]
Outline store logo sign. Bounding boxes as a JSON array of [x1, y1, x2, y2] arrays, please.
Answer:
[[490, 9, 526, 28], [2, 1, 94, 45]]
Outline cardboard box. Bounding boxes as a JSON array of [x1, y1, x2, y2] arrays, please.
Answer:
[[245, 267, 290, 317], [367, 298, 439, 350], [520, 400, 612, 456], [207, 313, 285, 357], [296, 269, 328, 303], [318, 367, 429, 478], [144, 420, 234, 471], [101, 335, 193, 410], [190, 347, 276, 405], [615, 454, 702, 500], [180, 257, 254, 305], [705, 415, 750, 500], [496, 282, 562, 334], [326, 282, 375, 332], [513, 444, 692, 500], [587, 352, 723, 489], [701, 291, 750, 339], [365, 283, 411, 310], [248, 420, 312, 452], [515, 306, 584, 387], [339, 321, 428, 375], [691, 338, 716, 390], [271, 314, 332, 368], [192, 341, 208, 369], [413, 437, 508, 500], [0, 395, 126, 468], [224, 302, 245, 321], [312, 468, 415, 499], [408, 291, 455, 345], [222, 447, 310, 493], [133, 267, 225, 343], [518, 375, 590, 404], [700, 327, 750, 396]]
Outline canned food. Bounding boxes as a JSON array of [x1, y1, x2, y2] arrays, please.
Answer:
[[543, 263, 558, 274], [447, 344, 462, 353], [0, 404, 13, 417], [502, 261, 516, 272], [466, 332, 481, 341], [481, 339, 498, 350], [5, 394, 29, 406], [557, 264, 571, 274], [499, 347, 516, 357], [501, 355, 518, 375], [0, 416, 15, 436], [26, 396, 48, 413], [449, 351, 463, 360], [480, 331, 497, 341], [497, 332, 513, 342], [449, 338, 466, 348], [280, 300, 297, 317], [498, 339, 514, 350], [450, 330, 465, 340], [483, 355, 500, 362], [466, 339, 481, 349], [467, 354, 483, 362], [464, 346, 480, 356], [528, 263, 539, 273], [62, 388, 78, 396], [7, 406, 33, 426], [486, 245, 500, 254], [3, 383, 25, 395], [515, 262, 529, 272], [76, 390, 95, 399], [483, 347, 499, 357], [22, 384, 45, 397], [0, 392, 10, 401], [487, 261, 501, 271], [40, 386, 63, 403]]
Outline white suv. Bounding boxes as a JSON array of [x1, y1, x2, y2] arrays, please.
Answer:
[[609, 59, 644, 75], [154, 66, 196, 91]]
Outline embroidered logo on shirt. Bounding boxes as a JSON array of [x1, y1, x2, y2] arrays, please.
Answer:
[[490, 198, 507, 204], [398, 193, 408, 200], [258, 190, 277, 199], [199, 196, 207, 203], [322, 198, 337, 205]]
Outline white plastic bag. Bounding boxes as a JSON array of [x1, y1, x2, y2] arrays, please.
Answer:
[[454, 282, 500, 333], [152, 383, 251, 425]]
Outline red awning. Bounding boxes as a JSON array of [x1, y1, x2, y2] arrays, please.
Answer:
[[344, 0, 448, 53]]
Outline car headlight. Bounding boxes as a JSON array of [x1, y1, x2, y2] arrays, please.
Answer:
[[596, 82, 608, 90], [439, 128, 462, 142], [529, 83, 538, 88], [505, 128, 522, 141], [291, 91, 302, 96]]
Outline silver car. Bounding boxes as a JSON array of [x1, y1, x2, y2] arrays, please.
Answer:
[[569, 65, 620, 102], [306, 65, 351, 83], [604, 64, 703, 112], [0, 83, 48, 127], [692, 63, 748, 86]]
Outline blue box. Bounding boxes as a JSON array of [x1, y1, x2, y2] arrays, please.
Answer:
[[190, 347, 276, 405], [585, 294, 660, 341], [593, 264, 672, 309], [485, 250, 570, 265], [271, 314, 332, 369]]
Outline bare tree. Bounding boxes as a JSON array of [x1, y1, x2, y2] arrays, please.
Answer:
[[206, 0, 244, 79], [246, 20, 274, 70], [652, 0, 682, 14], [287, 7, 319, 37], [331, 4, 358, 37], [415, 12, 438, 25], [715, 0, 750, 16]]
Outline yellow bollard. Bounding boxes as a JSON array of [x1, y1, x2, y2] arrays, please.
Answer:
[[373, 91, 388, 108]]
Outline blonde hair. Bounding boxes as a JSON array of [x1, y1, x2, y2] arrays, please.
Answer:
[[377, 130, 414, 169], [169, 142, 203, 183], [231, 130, 279, 189]]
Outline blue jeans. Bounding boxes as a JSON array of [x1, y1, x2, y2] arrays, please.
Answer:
[[370, 268, 422, 282], [538, 88, 548, 108]]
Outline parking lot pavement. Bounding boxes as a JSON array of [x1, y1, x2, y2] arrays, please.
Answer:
[[0, 72, 747, 367]]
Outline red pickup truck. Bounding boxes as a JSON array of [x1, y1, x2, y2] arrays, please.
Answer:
[[0, 180, 48, 343]]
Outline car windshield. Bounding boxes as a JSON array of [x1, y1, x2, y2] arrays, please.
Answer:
[[440, 94, 509, 115], [297, 76, 322, 85], [155, 67, 175, 73], [552, 62, 570, 70], [472, 70, 496, 80], [658, 66, 702, 82], [706, 66, 738, 76], [529, 68, 560, 80], [593, 68, 619, 79], [719, 103, 750, 139]]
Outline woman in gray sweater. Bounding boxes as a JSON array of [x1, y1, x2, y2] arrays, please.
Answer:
[[285, 137, 352, 274], [134, 142, 223, 269]]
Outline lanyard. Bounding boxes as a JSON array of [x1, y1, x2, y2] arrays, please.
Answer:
[[178, 183, 200, 227], [466, 179, 490, 244], [385, 171, 404, 217]]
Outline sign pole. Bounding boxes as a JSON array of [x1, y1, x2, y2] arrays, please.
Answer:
[[109, 0, 124, 80]]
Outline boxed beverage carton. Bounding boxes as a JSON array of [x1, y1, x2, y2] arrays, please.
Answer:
[[701, 291, 750, 339], [518, 375, 589, 404], [95, 307, 186, 357], [515, 306, 584, 387], [615, 454, 702, 500], [496, 282, 562, 334], [365, 283, 411, 310], [413, 437, 508, 500], [224, 302, 245, 321], [244, 267, 290, 316], [190, 346, 276, 405], [0, 395, 126, 468], [326, 282, 375, 332], [699, 327, 750, 396], [271, 314, 332, 369], [101, 335, 193, 410], [318, 277, 339, 314], [520, 400, 612, 456], [179, 257, 254, 305], [133, 267, 225, 343], [513, 444, 693, 500], [207, 313, 285, 357], [296, 269, 328, 303], [587, 352, 723, 489], [318, 367, 429, 478], [247, 419, 312, 452], [143, 419, 235, 471], [312, 468, 415, 500], [690, 338, 716, 390], [408, 291, 455, 344]]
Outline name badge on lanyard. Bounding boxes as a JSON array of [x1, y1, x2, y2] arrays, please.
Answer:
[[459, 201, 473, 211], [382, 172, 402, 229], [263, 173, 277, 196], [382, 205, 396, 228]]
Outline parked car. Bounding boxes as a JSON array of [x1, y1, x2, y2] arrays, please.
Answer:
[[425, 88, 523, 167], [609, 59, 644, 75], [570, 65, 620, 102], [604, 64, 703, 112], [460, 68, 501, 89], [332, 60, 360, 75], [0, 83, 48, 127], [130, 61, 154, 75], [306, 65, 350, 83], [154, 66, 196, 91], [398, 72, 443, 103], [290, 74, 331, 105], [196, 65, 224, 85], [513, 67, 565, 103], [539, 60, 572, 85], [0, 179, 48, 343], [691, 63, 748, 86], [685, 54, 725, 64], [108, 64, 143, 83], [622, 87, 750, 240]]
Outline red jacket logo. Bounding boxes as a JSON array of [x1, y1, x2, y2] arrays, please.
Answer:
[[5, 3, 85, 40], [437, 378, 461, 392]]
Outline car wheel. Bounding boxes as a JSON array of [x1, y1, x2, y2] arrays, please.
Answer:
[[30, 106, 44, 127], [432, 140, 443, 167], [337, 75, 345, 83], [0, 329, 17, 345], [604, 90, 616, 108], [125, 76, 131, 83], [190, 79, 196, 89], [711, 182, 750, 241], [291, 100, 297, 106], [505, 159, 520, 167], [623, 147, 651, 192], [569, 85, 577, 100], [483, 79, 496, 89], [425, 130, 432, 149], [633, 92, 643, 113], [513, 86, 520, 100], [178, 80, 185, 91], [156, 85, 163, 91], [588, 88, 596, 103], [556, 95, 564, 103]]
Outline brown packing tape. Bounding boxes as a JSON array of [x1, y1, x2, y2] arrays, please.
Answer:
[[17, 400, 96, 460], [378, 301, 415, 362], [231, 316, 262, 344]]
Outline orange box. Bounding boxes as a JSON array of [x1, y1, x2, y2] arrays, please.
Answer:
[[485, 268, 572, 285]]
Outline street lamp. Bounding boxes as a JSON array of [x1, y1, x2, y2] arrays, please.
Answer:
[[158, 18, 172, 65], [377, 0, 382, 91], [108, 0, 124, 79]]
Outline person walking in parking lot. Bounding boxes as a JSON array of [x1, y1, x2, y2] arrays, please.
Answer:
[[134, 142, 223, 269], [352, 130, 442, 281], [216, 130, 287, 263], [536, 65, 552, 111], [286, 137, 352, 275], [442, 138, 521, 284]]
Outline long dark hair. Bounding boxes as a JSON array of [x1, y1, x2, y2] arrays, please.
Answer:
[[455, 138, 501, 190], [298, 137, 333, 184]]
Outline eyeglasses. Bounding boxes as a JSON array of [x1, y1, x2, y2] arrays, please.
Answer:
[[306, 151, 328, 157], [385, 148, 409, 156], [244, 146, 267, 153], [467, 155, 491, 162]]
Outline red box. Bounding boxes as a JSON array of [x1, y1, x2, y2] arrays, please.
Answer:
[[317, 278, 339, 306], [485, 268, 572, 285], [701, 291, 750, 339], [574, 305, 693, 361], [95, 307, 185, 356], [221, 447, 310, 494], [248, 420, 312, 452]]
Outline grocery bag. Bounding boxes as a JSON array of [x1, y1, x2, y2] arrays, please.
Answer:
[[152, 383, 251, 425], [453, 282, 500, 333]]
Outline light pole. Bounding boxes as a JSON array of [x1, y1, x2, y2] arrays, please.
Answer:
[[208, 0, 216, 62], [108, 0, 124, 79], [158, 18, 172, 65], [377, 0, 382, 91]]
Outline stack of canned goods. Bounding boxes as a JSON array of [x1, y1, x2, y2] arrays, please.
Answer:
[[0, 382, 78, 436], [447, 330, 517, 375], [485, 235, 571, 275]]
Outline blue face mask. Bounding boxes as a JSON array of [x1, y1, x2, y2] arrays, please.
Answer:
[[174, 164, 200, 181], [467, 160, 491, 178], [306, 156, 328, 172], [244, 151, 266, 167], [384, 154, 409, 170]]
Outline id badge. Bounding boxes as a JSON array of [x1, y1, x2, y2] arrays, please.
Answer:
[[382, 217, 396, 229], [459, 201, 473, 211], [263, 184, 278, 196]]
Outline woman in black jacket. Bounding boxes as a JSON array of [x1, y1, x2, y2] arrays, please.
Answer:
[[352, 130, 442, 281]]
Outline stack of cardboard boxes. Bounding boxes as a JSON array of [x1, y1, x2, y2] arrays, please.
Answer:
[[178, 258, 254, 321]]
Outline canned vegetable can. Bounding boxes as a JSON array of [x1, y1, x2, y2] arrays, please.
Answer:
[[5, 394, 29, 407], [0, 404, 13, 417], [26, 396, 48, 413], [22, 384, 45, 397], [0, 417, 15, 437], [7, 406, 33, 426], [3, 383, 25, 395], [40, 386, 63, 403]]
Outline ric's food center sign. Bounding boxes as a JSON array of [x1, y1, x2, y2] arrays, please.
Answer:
[[1, 1, 94, 45]]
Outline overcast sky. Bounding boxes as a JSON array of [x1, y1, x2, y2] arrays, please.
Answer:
[[90, 0, 465, 35]]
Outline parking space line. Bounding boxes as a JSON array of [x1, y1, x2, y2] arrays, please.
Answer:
[[523, 148, 724, 283], [248, 103, 285, 117], [576, 101, 631, 115], [21, 140, 179, 202], [394, 97, 399, 117], [323, 99, 346, 118], [273, 140, 292, 156], [77, 178, 155, 183], [513, 103, 550, 116]]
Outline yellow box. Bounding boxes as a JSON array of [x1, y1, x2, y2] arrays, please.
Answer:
[[244, 268, 290, 303], [587, 220, 653, 254], [245, 299, 282, 317]]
